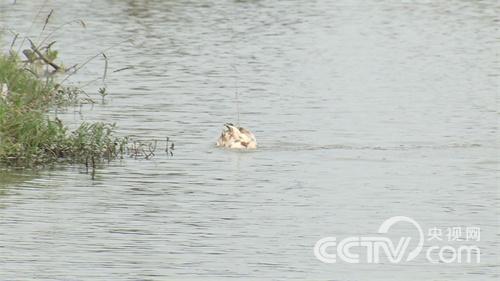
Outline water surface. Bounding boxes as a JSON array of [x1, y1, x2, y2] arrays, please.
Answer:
[[0, 0, 498, 280]]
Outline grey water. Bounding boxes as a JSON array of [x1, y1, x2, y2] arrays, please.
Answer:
[[0, 0, 498, 280]]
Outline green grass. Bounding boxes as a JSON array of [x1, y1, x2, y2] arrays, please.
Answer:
[[0, 54, 127, 169]]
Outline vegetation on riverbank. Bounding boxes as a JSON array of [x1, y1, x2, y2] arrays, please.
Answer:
[[0, 53, 127, 170], [0, 7, 175, 176]]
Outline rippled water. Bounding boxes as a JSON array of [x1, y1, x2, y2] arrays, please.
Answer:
[[0, 0, 498, 280]]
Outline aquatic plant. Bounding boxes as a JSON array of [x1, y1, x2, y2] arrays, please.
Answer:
[[127, 138, 175, 159], [0, 54, 127, 172], [0, 8, 129, 175], [0, 7, 173, 178]]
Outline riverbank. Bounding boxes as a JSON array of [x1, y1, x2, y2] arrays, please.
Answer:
[[0, 53, 126, 169]]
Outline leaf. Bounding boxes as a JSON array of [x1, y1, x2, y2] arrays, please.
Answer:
[[42, 9, 54, 31]]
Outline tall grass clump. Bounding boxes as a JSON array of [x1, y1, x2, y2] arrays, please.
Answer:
[[0, 54, 127, 170], [0, 5, 131, 175]]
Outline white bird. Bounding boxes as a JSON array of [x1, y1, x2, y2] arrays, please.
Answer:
[[0, 83, 8, 100], [216, 123, 257, 149]]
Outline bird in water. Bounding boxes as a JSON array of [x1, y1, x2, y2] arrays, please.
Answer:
[[216, 123, 257, 149]]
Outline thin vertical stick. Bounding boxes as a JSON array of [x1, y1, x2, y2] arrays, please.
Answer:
[[102, 53, 108, 83], [230, 7, 240, 126], [233, 66, 240, 126], [16, 0, 49, 55]]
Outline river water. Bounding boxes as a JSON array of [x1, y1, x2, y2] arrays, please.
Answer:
[[0, 0, 498, 280]]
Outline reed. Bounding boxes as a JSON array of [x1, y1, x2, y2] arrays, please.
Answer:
[[0, 7, 129, 175], [0, 54, 127, 172], [1, 7, 173, 177]]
